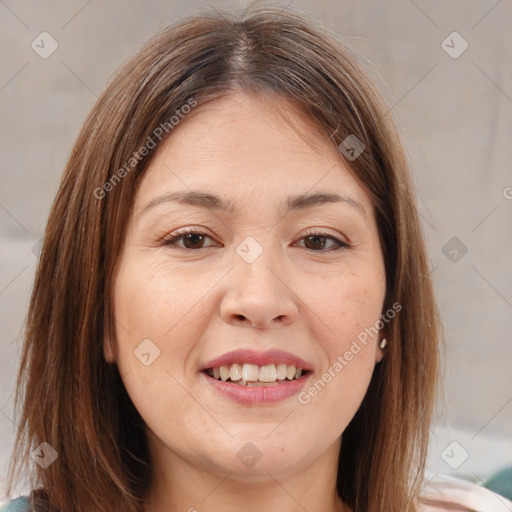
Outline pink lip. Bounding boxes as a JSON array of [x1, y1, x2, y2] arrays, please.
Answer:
[[200, 371, 312, 405], [200, 349, 313, 372]]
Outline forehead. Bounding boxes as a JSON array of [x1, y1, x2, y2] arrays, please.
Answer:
[[134, 92, 374, 216]]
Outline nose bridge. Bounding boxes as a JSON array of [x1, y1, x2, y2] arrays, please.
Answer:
[[234, 234, 283, 297], [220, 235, 298, 328], [235, 237, 283, 292]]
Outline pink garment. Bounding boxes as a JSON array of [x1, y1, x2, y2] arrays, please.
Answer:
[[418, 474, 512, 511]]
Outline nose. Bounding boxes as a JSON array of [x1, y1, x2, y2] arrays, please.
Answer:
[[219, 246, 299, 329]]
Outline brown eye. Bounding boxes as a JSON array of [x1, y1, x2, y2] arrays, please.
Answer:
[[162, 230, 217, 250], [180, 233, 208, 249], [297, 233, 349, 252]]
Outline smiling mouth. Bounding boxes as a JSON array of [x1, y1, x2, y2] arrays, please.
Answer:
[[203, 362, 310, 386]]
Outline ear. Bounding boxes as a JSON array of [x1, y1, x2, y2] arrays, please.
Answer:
[[375, 329, 388, 364]]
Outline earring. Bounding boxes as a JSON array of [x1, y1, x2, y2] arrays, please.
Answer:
[[379, 338, 387, 349]]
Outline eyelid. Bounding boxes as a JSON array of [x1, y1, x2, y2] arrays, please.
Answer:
[[300, 227, 351, 245], [160, 227, 218, 246], [296, 231, 351, 251], [158, 224, 212, 239]]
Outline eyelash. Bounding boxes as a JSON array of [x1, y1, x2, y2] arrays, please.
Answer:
[[161, 228, 350, 252]]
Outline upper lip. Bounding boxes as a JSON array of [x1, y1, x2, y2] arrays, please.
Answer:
[[200, 349, 313, 372]]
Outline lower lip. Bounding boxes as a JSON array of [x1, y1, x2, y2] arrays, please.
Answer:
[[201, 371, 311, 405]]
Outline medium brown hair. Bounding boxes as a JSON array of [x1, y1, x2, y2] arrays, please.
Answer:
[[7, 4, 441, 511]]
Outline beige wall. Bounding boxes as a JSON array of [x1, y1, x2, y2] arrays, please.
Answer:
[[1, 0, 511, 493]]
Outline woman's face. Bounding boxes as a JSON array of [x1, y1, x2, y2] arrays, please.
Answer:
[[107, 92, 386, 482]]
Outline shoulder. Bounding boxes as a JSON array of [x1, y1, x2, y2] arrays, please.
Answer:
[[418, 474, 512, 512], [1, 489, 50, 512], [0, 496, 30, 512]]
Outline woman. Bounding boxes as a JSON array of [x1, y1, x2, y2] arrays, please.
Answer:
[[3, 5, 511, 512]]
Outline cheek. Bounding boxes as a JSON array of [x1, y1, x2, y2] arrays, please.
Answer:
[[317, 371, 373, 446], [318, 268, 385, 352], [299, 307, 380, 437], [300, 270, 384, 421], [110, 259, 209, 441], [112, 258, 216, 359], [110, 257, 226, 434]]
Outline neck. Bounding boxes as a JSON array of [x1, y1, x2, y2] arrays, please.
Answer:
[[142, 435, 348, 512]]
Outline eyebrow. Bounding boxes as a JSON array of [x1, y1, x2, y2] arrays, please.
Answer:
[[140, 190, 366, 216]]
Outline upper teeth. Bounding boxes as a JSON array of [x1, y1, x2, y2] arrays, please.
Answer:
[[210, 363, 303, 382]]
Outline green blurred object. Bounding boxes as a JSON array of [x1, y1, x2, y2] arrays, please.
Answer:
[[0, 496, 30, 511], [483, 466, 512, 499]]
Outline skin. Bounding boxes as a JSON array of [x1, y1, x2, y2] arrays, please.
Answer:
[[105, 92, 386, 512]]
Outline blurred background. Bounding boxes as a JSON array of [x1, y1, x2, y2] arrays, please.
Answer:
[[1, 0, 511, 499]]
